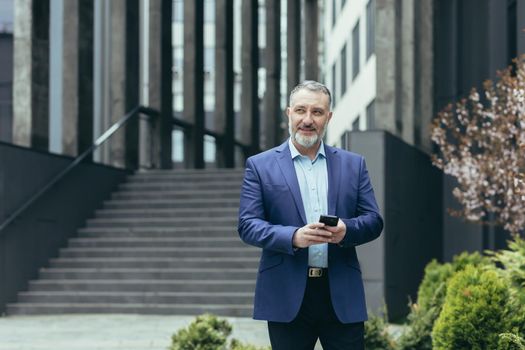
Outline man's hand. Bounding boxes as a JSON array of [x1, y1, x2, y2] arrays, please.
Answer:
[[292, 223, 334, 248], [323, 219, 346, 244]]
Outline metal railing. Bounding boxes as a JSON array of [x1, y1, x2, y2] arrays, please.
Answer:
[[0, 104, 253, 235], [0, 105, 157, 235]]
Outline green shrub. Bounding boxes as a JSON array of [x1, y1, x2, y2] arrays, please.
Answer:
[[498, 333, 525, 350], [395, 290, 443, 350], [364, 312, 395, 350], [397, 252, 492, 350], [229, 339, 269, 350], [169, 314, 270, 350], [489, 235, 525, 333], [170, 314, 232, 350], [432, 265, 512, 350], [416, 252, 491, 312]]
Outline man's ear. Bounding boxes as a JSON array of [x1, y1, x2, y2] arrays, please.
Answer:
[[286, 107, 291, 117]]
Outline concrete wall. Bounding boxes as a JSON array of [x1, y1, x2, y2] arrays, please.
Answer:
[[0, 142, 129, 313], [349, 130, 443, 320]]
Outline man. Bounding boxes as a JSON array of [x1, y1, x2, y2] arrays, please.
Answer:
[[238, 80, 383, 350]]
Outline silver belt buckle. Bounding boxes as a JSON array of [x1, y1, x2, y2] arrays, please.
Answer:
[[308, 267, 323, 277]]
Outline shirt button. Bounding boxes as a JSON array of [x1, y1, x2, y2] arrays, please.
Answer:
[[308, 167, 312, 171]]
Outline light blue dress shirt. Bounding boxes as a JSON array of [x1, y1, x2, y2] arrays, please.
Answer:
[[288, 138, 329, 268]]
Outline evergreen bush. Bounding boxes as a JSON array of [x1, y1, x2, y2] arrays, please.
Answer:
[[397, 251, 491, 350], [364, 312, 395, 350], [432, 265, 511, 350], [169, 314, 269, 350]]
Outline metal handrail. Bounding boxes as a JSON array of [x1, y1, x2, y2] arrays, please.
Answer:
[[0, 105, 153, 234], [0, 105, 253, 234]]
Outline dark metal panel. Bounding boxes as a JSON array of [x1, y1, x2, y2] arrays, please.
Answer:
[[516, 0, 525, 55], [0, 142, 129, 313], [264, 0, 281, 148], [183, 0, 204, 168], [304, 0, 318, 80], [215, 0, 235, 167], [31, 0, 50, 150], [287, 0, 301, 94], [241, 0, 259, 156], [77, 0, 94, 159]]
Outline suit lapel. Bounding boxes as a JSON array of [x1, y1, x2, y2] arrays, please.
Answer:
[[325, 145, 340, 216], [275, 142, 308, 225]]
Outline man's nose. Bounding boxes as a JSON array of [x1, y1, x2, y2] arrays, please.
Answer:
[[303, 112, 313, 124]]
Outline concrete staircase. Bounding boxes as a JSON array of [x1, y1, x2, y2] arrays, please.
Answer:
[[7, 169, 259, 317]]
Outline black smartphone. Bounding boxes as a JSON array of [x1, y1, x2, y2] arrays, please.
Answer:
[[319, 214, 339, 226]]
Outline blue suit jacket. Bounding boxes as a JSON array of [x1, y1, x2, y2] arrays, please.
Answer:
[[238, 141, 383, 323]]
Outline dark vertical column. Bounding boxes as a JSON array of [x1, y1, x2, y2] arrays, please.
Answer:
[[287, 0, 301, 94], [241, 0, 259, 156], [264, 0, 281, 148], [215, 0, 235, 167], [146, 0, 172, 169], [160, 0, 173, 168], [77, 0, 94, 158], [31, 0, 50, 150], [516, 0, 525, 56], [125, 0, 139, 169], [433, 0, 460, 112], [304, 0, 318, 80], [183, 0, 204, 168]]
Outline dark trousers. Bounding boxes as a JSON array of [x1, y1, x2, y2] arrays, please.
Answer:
[[267, 271, 364, 350]]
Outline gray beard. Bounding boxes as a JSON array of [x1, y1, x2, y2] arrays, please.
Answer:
[[289, 123, 326, 149]]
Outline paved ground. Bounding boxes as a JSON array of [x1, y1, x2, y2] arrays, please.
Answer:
[[0, 314, 403, 349], [0, 314, 271, 350]]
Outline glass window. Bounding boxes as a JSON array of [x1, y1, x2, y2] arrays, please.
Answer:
[[204, 47, 215, 72], [366, 0, 375, 59], [340, 131, 351, 150], [204, 0, 215, 23], [172, 0, 183, 23], [352, 116, 360, 130], [341, 44, 347, 97], [332, 63, 337, 107], [352, 20, 360, 80], [0, 0, 14, 33], [332, 0, 337, 27], [366, 99, 375, 129]]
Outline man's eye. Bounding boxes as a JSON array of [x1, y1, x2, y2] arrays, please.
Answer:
[[295, 109, 305, 113]]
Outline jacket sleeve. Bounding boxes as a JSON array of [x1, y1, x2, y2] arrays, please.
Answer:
[[237, 157, 298, 255], [339, 157, 384, 247]]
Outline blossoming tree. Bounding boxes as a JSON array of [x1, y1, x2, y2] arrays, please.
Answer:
[[431, 55, 525, 234]]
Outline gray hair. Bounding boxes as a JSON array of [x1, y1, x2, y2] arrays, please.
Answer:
[[289, 80, 332, 109]]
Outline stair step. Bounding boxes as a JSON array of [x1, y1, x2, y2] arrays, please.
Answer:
[[49, 257, 259, 269], [112, 190, 240, 200], [59, 247, 259, 258], [7, 303, 253, 317], [68, 237, 244, 248], [94, 207, 238, 219], [85, 217, 237, 227], [77, 226, 237, 238], [10, 169, 257, 317], [28, 279, 256, 293], [119, 182, 242, 191], [39, 268, 258, 280], [131, 169, 244, 177], [17, 291, 254, 304], [103, 198, 240, 209]]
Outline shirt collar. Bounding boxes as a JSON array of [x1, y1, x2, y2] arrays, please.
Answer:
[[288, 138, 326, 161]]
